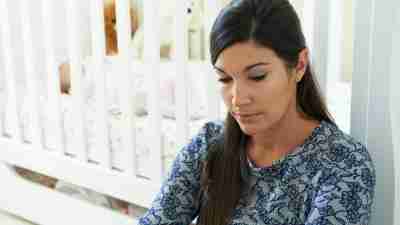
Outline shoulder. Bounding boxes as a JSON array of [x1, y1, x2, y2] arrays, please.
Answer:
[[166, 120, 224, 181], [303, 122, 376, 224], [322, 121, 374, 170], [307, 121, 375, 190], [177, 120, 224, 161]]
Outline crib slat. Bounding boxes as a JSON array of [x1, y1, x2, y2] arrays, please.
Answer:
[[144, 0, 163, 183], [115, 0, 137, 175], [66, 0, 88, 161], [204, 0, 221, 121], [90, 0, 111, 169], [115, 0, 132, 53], [174, 0, 190, 148], [41, 0, 64, 152], [19, 1, 42, 148], [0, 0, 21, 141]]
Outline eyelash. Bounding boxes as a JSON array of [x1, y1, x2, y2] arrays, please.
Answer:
[[217, 74, 267, 83], [252, 74, 267, 81], [218, 77, 231, 83]]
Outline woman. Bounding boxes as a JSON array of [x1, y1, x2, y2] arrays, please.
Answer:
[[138, 0, 375, 224]]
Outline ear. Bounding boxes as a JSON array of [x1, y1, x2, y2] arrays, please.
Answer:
[[295, 48, 308, 82]]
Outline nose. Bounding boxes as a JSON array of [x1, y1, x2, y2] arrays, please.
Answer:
[[231, 81, 251, 108]]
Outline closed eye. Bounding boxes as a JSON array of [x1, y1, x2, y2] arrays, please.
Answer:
[[218, 77, 232, 83], [250, 74, 267, 81]]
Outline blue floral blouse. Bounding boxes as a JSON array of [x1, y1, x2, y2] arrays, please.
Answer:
[[138, 120, 375, 225]]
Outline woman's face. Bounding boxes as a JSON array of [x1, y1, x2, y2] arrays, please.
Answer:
[[214, 41, 300, 135]]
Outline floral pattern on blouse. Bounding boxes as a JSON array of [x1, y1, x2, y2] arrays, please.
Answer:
[[138, 120, 375, 225]]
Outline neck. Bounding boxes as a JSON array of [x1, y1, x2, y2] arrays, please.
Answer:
[[247, 110, 319, 167]]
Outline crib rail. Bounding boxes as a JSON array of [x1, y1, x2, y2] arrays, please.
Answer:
[[0, 0, 399, 224], [0, 163, 137, 225], [0, 137, 159, 208]]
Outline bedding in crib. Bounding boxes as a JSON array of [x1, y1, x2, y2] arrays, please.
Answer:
[[1, 56, 208, 178]]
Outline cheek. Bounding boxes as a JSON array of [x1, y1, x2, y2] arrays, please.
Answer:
[[220, 86, 232, 106], [272, 85, 296, 113], [258, 82, 291, 109]]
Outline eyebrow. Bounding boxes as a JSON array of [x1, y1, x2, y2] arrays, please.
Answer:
[[213, 62, 270, 75]]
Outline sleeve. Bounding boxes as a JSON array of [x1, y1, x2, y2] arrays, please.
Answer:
[[138, 122, 223, 225], [305, 144, 376, 225]]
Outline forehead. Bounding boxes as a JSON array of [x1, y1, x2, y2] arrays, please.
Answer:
[[215, 41, 278, 70]]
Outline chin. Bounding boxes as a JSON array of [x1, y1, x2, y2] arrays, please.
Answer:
[[236, 118, 277, 136], [237, 123, 263, 136]]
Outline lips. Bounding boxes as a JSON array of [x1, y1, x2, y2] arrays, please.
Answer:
[[231, 112, 261, 118]]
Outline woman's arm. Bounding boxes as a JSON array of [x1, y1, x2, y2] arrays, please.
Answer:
[[138, 122, 223, 225]]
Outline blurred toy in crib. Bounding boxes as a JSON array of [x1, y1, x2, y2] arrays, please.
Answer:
[[59, 0, 140, 95], [54, 181, 147, 216], [130, 0, 205, 60], [60, 0, 205, 94], [14, 167, 58, 188]]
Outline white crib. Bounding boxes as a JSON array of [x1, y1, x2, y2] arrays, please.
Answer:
[[0, 0, 399, 225]]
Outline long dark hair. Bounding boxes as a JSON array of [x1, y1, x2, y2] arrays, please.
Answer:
[[197, 0, 334, 224]]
